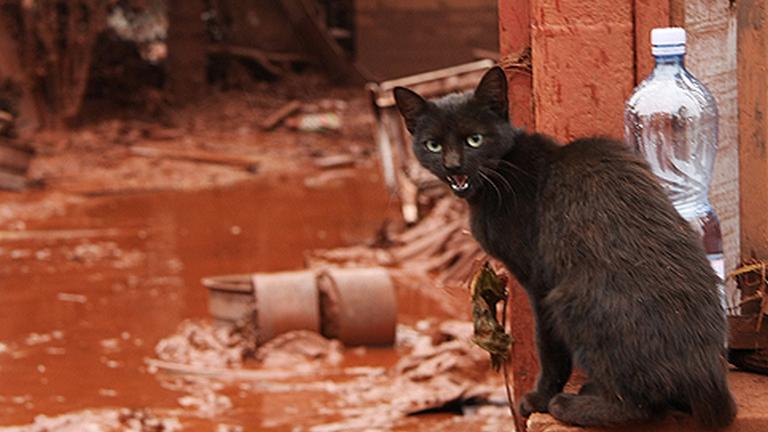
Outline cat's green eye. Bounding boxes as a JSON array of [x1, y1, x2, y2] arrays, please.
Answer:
[[424, 139, 442, 153], [466, 134, 484, 148]]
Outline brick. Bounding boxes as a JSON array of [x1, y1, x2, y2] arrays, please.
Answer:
[[530, 0, 634, 142], [633, 0, 670, 83], [532, 20, 634, 142], [531, 0, 632, 27]]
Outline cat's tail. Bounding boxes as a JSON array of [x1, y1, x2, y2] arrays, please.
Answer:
[[689, 373, 738, 430]]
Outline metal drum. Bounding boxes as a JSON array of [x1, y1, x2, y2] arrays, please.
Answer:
[[202, 274, 254, 323], [317, 267, 397, 346], [252, 270, 320, 345]]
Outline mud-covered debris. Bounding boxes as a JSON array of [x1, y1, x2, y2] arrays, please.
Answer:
[[155, 320, 246, 368], [308, 197, 488, 287], [0, 408, 181, 432], [394, 320, 489, 383], [255, 330, 344, 368], [118, 408, 183, 432], [177, 387, 233, 419]]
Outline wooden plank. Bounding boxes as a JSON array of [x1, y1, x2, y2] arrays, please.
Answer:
[[0, 170, 27, 191], [499, 1, 538, 419], [0, 141, 34, 174], [499, 0, 533, 130], [260, 100, 303, 131], [729, 316, 768, 350], [371, 60, 496, 108], [130, 146, 260, 169], [738, 0, 768, 262]]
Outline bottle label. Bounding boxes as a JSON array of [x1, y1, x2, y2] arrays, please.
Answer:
[[707, 254, 727, 312]]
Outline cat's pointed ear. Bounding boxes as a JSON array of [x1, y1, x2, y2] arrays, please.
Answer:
[[394, 87, 429, 134], [473, 66, 509, 121]]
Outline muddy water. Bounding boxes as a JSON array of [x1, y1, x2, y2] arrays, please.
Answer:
[[0, 165, 507, 431]]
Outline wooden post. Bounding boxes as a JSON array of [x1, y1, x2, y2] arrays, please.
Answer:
[[498, 0, 539, 415], [166, 0, 207, 104], [499, 0, 533, 131], [0, 17, 39, 132], [738, 0, 768, 273]]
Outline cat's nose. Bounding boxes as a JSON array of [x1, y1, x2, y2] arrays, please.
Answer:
[[443, 150, 461, 169]]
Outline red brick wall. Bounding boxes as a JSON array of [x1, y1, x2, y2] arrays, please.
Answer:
[[530, 0, 634, 142]]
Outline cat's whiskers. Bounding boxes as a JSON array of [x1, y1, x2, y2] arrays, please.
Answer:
[[483, 165, 514, 194], [477, 169, 503, 206], [498, 159, 532, 179]]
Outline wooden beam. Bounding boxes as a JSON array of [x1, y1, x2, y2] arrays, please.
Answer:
[[738, 0, 768, 261], [499, 2, 539, 420], [499, 0, 533, 131]]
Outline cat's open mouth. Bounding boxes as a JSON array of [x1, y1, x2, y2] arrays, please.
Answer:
[[447, 175, 470, 192]]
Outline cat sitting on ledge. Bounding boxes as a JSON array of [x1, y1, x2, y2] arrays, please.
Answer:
[[393, 66, 736, 429]]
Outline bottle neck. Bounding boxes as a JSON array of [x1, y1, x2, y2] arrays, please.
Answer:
[[652, 54, 686, 76]]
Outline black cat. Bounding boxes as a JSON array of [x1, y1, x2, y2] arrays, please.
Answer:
[[394, 66, 737, 429]]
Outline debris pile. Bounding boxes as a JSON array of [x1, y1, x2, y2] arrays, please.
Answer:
[[154, 320, 249, 369], [309, 196, 487, 287], [0, 408, 182, 432], [145, 318, 509, 430]]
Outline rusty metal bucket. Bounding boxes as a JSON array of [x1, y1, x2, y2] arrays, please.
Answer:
[[202, 274, 255, 323], [203, 267, 397, 346], [317, 267, 397, 346], [251, 270, 320, 345]]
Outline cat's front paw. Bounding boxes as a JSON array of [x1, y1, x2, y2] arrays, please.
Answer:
[[547, 393, 576, 420], [518, 391, 550, 418]]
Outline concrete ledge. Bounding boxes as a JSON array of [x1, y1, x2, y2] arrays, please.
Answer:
[[526, 371, 768, 432]]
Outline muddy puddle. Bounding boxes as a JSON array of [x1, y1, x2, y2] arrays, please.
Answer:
[[0, 164, 514, 431]]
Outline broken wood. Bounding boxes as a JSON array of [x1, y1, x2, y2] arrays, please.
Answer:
[[0, 134, 34, 191], [309, 196, 484, 288], [207, 44, 311, 77], [0, 137, 34, 174], [0, 111, 13, 134], [261, 100, 303, 130], [730, 348, 768, 375], [0, 170, 27, 191], [313, 154, 356, 169], [277, 0, 372, 85], [130, 146, 261, 170], [729, 316, 768, 350], [392, 221, 462, 263]]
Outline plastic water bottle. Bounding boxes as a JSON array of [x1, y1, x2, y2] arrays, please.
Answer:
[[624, 27, 726, 309]]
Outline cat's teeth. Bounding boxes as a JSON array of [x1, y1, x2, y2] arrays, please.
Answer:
[[448, 175, 470, 191]]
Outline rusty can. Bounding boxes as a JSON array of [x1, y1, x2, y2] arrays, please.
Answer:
[[317, 267, 397, 346], [202, 274, 255, 323], [252, 270, 320, 345]]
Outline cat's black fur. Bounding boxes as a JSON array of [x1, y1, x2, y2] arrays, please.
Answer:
[[394, 66, 737, 429]]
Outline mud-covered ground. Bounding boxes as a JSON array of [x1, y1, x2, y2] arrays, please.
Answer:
[[0, 74, 518, 431], [4, 70, 768, 432]]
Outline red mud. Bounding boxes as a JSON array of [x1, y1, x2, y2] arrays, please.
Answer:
[[0, 87, 511, 431]]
